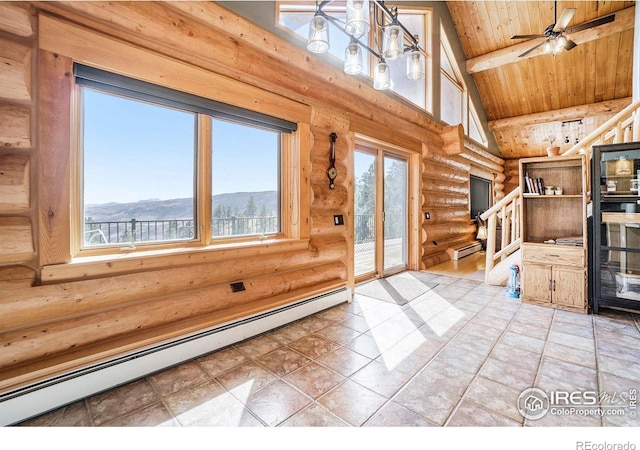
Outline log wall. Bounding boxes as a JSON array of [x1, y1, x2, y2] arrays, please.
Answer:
[[0, 1, 504, 393]]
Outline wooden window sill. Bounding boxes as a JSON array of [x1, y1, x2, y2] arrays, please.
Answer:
[[40, 238, 310, 284]]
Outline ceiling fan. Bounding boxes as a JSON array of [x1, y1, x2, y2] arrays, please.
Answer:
[[511, 2, 616, 57]]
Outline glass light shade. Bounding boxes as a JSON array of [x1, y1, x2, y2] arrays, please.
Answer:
[[543, 41, 552, 54], [373, 60, 391, 90], [307, 15, 329, 53], [344, 42, 364, 75], [476, 225, 488, 240], [554, 35, 566, 54], [345, 0, 370, 38], [406, 49, 424, 80], [382, 23, 404, 60]]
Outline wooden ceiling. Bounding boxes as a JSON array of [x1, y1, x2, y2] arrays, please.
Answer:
[[447, 1, 636, 159]]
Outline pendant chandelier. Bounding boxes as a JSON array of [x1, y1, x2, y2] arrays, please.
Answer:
[[307, 0, 426, 90]]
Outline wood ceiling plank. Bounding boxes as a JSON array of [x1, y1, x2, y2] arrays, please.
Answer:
[[466, 5, 635, 74]]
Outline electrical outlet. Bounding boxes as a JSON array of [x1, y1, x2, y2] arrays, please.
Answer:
[[425, 212, 430, 220], [230, 281, 246, 292], [334, 215, 344, 226]]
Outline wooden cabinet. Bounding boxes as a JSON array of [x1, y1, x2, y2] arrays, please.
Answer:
[[519, 155, 588, 313]]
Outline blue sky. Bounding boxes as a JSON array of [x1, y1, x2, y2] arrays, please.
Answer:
[[83, 89, 278, 205]]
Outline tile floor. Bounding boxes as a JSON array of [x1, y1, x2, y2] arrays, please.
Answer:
[[17, 272, 640, 427]]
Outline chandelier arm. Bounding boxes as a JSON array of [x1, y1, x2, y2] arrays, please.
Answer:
[[372, 0, 420, 49], [317, 8, 382, 60]]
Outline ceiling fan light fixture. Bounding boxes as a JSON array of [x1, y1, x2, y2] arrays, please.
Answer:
[[553, 34, 567, 54]]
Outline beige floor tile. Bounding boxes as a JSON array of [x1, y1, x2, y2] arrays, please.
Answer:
[[489, 342, 542, 372], [102, 402, 179, 427], [447, 400, 521, 426], [197, 346, 250, 377], [163, 379, 235, 426], [410, 359, 475, 396], [596, 339, 640, 364], [506, 321, 550, 341], [148, 361, 210, 397], [318, 322, 363, 345], [318, 379, 387, 426], [256, 347, 312, 377], [545, 341, 596, 369], [464, 376, 524, 423], [498, 331, 546, 354], [538, 356, 598, 391], [244, 380, 311, 426], [597, 353, 640, 382], [478, 356, 537, 392], [365, 401, 438, 427], [87, 378, 159, 426], [288, 335, 339, 359], [296, 315, 334, 333], [280, 402, 349, 427], [393, 382, 461, 425], [233, 334, 283, 359], [350, 359, 412, 398], [18, 401, 91, 427], [283, 362, 344, 399], [547, 330, 595, 353], [316, 346, 372, 377], [268, 322, 310, 345], [215, 361, 278, 401], [192, 402, 264, 427]]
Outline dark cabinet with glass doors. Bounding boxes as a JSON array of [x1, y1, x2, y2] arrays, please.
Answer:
[[592, 141, 640, 313]]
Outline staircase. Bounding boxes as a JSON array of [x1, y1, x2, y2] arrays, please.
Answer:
[[480, 100, 640, 285]]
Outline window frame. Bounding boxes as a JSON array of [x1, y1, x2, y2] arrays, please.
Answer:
[[73, 68, 295, 257], [440, 23, 488, 148], [276, 2, 433, 112]]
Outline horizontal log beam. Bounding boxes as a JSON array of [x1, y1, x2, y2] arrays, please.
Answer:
[[489, 97, 632, 131], [467, 6, 635, 74]]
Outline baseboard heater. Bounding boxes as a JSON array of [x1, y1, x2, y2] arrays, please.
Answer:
[[0, 286, 350, 426], [452, 242, 482, 260]]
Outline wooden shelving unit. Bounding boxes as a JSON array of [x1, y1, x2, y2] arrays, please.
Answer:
[[519, 155, 589, 313]]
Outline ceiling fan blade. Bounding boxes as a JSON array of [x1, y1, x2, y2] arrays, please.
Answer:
[[511, 34, 547, 40], [553, 8, 577, 32], [518, 39, 548, 58], [565, 13, 615, 34], [563, 38, 578, 51]]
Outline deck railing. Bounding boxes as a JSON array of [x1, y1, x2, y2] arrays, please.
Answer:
[[480, 100, 640, 284], [85, 216, 278, 245]]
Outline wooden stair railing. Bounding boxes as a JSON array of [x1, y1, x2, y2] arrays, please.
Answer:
[[563, 100, 640, 158], [479, 187, 521, 284], [479, 100, 640, 284]]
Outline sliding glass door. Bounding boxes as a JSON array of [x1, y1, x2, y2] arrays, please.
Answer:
[[354, 148, 409, 279]]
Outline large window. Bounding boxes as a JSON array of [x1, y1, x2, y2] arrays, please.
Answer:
[[77, 64, 294, 253], [211, 119, 281, 238], [440, 24, 488, 147], [278, 3, 431, 111]]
